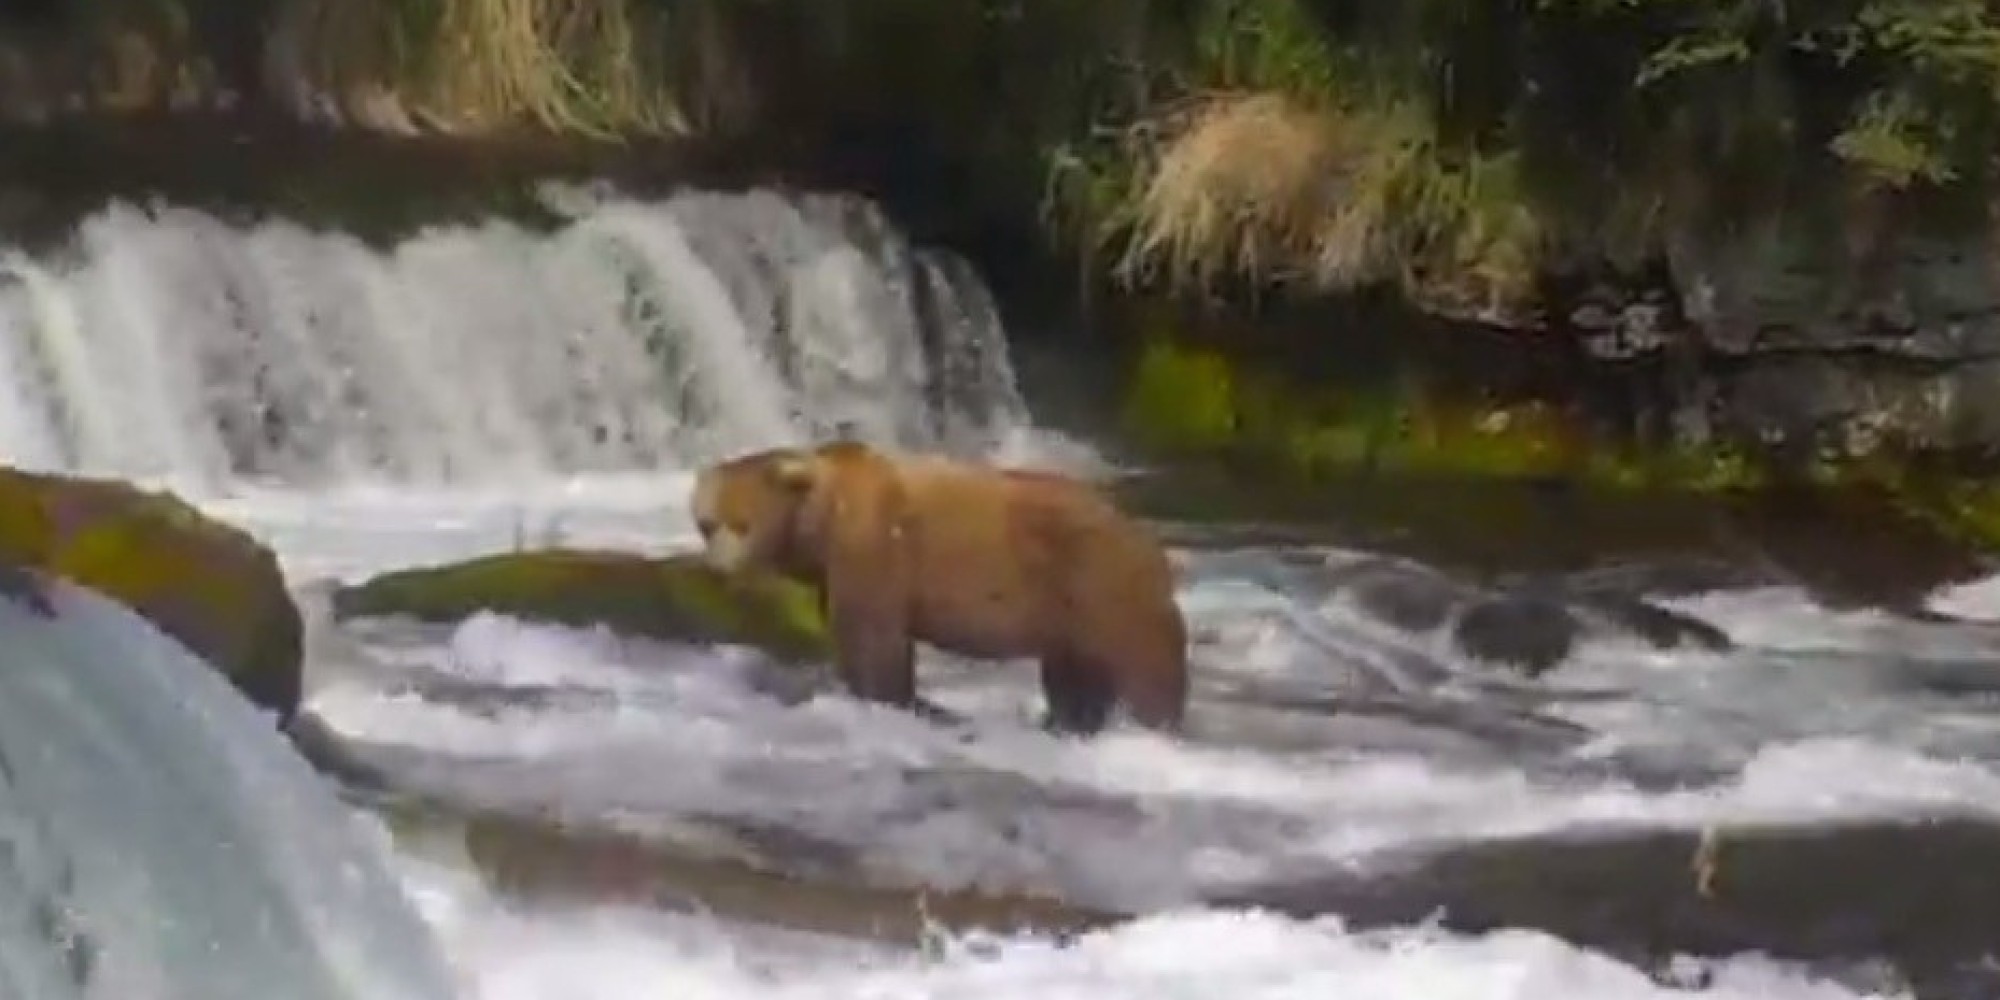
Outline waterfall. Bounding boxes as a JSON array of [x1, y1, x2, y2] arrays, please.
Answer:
[[0, 186, 1033, 497], [0, 576, 458, 1000]]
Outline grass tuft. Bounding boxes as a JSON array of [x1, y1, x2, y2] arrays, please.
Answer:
[[274, 0, 679, 137], [1096, 89, 1546, 321]]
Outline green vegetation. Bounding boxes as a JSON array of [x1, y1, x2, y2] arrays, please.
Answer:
[[9, 1, 2000, 547], [10, 2, 1994, 310], [1113, 328, 2000, 562], [1046, 0, 2000, 316], [1119, 334, 1764, 492], [331, 549, 830, 663], [0, 0, 676, 135]]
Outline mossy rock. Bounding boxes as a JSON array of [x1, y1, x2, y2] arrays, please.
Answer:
[[0, 467, 303, 722], [331, 549, 831, 664]]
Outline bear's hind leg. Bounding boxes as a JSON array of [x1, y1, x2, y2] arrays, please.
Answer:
[[1111, 637, 1187, 732], [1039, 654, 1115, 735]]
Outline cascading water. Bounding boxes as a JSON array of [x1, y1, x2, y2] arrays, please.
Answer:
[[0, 575, 458, 1000], [3, 181, 1989, 999], [0, 185, 1034, 496]]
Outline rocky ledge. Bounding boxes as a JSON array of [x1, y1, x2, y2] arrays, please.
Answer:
[[330, 549, 830, 665], [0, 467, 302, 721], [1213, 815, 2000, 999]]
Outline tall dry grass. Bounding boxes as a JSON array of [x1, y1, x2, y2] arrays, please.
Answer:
[[268, 0, 680, 136], [1098, 89, 1546, 320], [1119, 92, 1347, 291], [0, 0, 682, 136]]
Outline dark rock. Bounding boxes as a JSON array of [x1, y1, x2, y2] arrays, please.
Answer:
[[1575, 593, 1735, 653], [1723, 486, 1990, 614], [1557, 557, 1783, 600], [1324, 556, 1472, 633], [1449, 594, 1580, 675], [1210, 816, 2000, 994]]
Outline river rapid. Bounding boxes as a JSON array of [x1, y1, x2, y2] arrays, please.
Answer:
[[6, 185, 2000, 999]]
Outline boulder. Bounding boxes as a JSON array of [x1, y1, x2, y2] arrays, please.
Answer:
[[1449, 593, 1580, 676], [1325, 556, 1473, 634], [331, 549, 831, 663], [1210, 816, 2000, 995], [0, 468, 302, 722]]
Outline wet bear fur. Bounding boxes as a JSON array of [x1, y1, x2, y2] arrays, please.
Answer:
[[689, 441, 1188, 735]]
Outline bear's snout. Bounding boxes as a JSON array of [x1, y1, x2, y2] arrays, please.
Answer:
[[702, 525, 748, 573]]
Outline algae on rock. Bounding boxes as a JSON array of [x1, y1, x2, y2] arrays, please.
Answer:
[[0, 467, 303, 722], [332, 549, 831, 663]]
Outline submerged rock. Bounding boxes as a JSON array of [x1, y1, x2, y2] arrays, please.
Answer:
[[331, 549, 831, 663], [1209, 816, 2000, 996], [1314, 554, 1735, 675], [0, 468, 302, 722], [1572, 592, 1734, 654], [1448, 589, 1735, 676], [1324, 556, 1473, 633], [1449, 593, 1579, 676]]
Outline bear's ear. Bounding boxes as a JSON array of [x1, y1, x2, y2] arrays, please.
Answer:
[[768, 450, 818, 492]]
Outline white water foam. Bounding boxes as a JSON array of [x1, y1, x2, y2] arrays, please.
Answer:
[[0, 187, 1054, 496], [1923, 571, 2000, 622], [0, 576, 457, 1000], [391, 853, 1901, 1000], [8, 188, 1995, 997], [304, 580, 2000, 915]]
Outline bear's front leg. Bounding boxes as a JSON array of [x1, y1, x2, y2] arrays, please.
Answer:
[[822, 491, 920, 711], [830, 602, 916, 706], [1039, 653, 1116, 735], [825, 565, 917, 708]]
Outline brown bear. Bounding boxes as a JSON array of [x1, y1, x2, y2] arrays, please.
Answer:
[[689, 441, 1188, 735]]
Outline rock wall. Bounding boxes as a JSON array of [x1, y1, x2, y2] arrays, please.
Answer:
[[1559, 212, 2000, 464]]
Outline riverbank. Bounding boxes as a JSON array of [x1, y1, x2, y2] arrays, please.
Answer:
[[5, 2, 2000, 566]]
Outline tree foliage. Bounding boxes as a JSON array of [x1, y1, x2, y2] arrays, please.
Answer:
[[4, 0, 1997, 303], [1031, 0, 2000, 305]]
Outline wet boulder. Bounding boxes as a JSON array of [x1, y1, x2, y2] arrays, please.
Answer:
[[1209, 816, 2000, 996], [1452, 587, 1736, 676], [1449, 593, 1580, 676], [0, 467, 303, 722], [1324, 556, 1473, 633], [331, 549, 831, 664], [1554, 557, 1783, 601], [1572, 593, 1734, 654], [1319, 556, 1733, 675]]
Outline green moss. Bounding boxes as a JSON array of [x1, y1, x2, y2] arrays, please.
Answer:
[[0, 468, 302, 720], [1119, 336, 1240, 453], [1117, 336, 1771, 498], [1872, 475, 2000, 553], [1116, 336, 2000, 565], [332, 549, 831, 664]]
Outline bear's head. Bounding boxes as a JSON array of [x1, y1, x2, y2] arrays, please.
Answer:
[[689, 446, 820, 575]]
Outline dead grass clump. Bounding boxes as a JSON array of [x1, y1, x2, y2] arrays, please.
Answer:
[[1102, 89, 1547, 321], [1119, 90, 1349, 290], [267, 0, 681, 137]]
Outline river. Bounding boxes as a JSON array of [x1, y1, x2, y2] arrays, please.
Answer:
[[4, 183, 2000, 999]]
